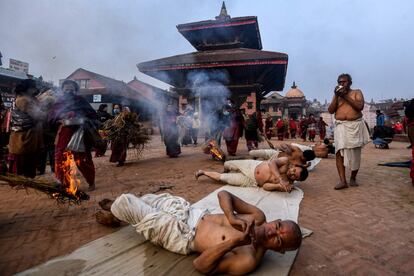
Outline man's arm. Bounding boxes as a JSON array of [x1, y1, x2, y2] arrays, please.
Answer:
[[340, 90, 364, 112], [279, 143, 292, 154], [218, 190, 266, 230], [193, 223, 258, 275], [328, 94, 339, 114], [267, 157, 288, 181], [263, 182, 293, 192]]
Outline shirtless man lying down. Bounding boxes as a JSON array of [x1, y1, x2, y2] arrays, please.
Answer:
[[195, 156, 308, 192], [96, 190, 302, 275]]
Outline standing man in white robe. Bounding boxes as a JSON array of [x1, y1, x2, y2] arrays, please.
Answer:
[[328, 73, 370, 190]]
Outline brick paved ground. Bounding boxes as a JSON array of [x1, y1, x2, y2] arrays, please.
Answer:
[[290, 141, 414, 275], [0, 136, 412, 275]]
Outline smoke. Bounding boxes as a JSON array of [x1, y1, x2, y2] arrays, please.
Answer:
[[186, 70, 230, 132]]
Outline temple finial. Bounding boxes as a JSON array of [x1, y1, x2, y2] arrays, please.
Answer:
[[216, 1, 231, 20], [291, 81, 297, 89]]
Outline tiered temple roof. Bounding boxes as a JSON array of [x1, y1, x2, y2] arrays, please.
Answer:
[[137, 2, 288, 97]]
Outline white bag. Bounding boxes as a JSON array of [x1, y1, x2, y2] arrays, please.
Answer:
[[67, 127, 86, 152]]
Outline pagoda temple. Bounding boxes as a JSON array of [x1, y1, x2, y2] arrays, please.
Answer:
[[137, 2, 288, 116]]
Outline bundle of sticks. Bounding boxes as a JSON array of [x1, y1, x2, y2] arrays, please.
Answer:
[[103, 111, 151, 157], [262, 135, 275, 149], [0, 174, 89, 204]]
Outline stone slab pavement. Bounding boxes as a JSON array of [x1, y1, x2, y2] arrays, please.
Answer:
[[0, 137, 413, 275]]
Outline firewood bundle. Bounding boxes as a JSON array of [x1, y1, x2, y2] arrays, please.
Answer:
[[0, 174, 89, 204], [103, 112, 151, 156]]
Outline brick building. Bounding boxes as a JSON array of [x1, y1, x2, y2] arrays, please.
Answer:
[[65, 68, 178, 122]]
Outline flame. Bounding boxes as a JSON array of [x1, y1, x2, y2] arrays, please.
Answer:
[[208, 141, 224, 161], [61, 150, 81, 197]]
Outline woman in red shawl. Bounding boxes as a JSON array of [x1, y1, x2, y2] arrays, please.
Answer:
[[276, 118, 285, 140], [48, 80, 98, 191], [223, 102, 244, 156], [289, 117, 297, 139], [318, 117, 328, 140]]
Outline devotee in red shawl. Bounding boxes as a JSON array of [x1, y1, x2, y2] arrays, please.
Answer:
[[8, 79, 44, 178], [299, 116, 308, 142], [160, 104, 181, 158], [276, 118, 285, 140], [393, 121, 403, 134], [404, 99, 414, 186], [223, 100, 244, 156], [264, 113, 273, 140], [289, 117, 297, 139], [48, 80, 98, 191], [307, 114, 317, 142], [318, 116, 328, 140]]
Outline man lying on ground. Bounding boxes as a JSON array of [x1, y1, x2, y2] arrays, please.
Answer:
[[249, 143, 315, 167], [96, 190, 302, 275], [195, 156, 308, 192]]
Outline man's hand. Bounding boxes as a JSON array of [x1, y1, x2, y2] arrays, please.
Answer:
[[228, 216, 248, 232], [218, 190, 266, 227], [234, 220, 255, 247], [280, 180, 294, 192], [334, 86, 346, 97]]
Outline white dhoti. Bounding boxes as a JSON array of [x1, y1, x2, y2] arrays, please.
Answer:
[[249, 149, 280, 160], [334, 118, 370, 171], [111, 193, 209, 255], [220, 160, 262, 187]]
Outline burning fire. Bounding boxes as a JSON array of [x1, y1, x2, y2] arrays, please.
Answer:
[[202, 140, 225, 161], [209, 141, 224, 160], [61, 150, 81, 197], [50, 150, 89, 204]]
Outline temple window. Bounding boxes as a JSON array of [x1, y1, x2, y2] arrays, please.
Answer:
[[77, 79, 89, 89]]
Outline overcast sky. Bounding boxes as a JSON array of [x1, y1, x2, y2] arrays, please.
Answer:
[[1, 0, 413, 102]]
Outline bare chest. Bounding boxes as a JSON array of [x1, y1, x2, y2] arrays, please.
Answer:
[[335, 93, 362, 120], [193, 215, 243, 252], [254, 162, 273, 185]]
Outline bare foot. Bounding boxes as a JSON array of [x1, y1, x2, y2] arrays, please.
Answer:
[[334, 181, 348, 190], [195, 170, 204, 180], [95, 210, 121, 227], [99, 198, 114, 211], [349, 178, 359, 187], [88, 184, 96, 191]]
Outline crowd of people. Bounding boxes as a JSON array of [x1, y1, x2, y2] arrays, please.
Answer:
[[0, 79, 146, 191], [272, 114, 328, 142], [1, 74, 413, 275]]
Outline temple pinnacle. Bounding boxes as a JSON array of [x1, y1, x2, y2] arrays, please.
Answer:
[[216, 1, 231, 20]]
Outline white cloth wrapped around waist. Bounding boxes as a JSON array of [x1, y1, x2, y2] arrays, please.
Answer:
[[220, 160, 262, 187], [249, 149, 280, 160], [110, 193, 209, 255], [334, 118, 370, 152]]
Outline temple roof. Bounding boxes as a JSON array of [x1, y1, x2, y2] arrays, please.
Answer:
[[138, 48, 288, 96], [261, 92, 285, 104], [177, 4, 262, 52]]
